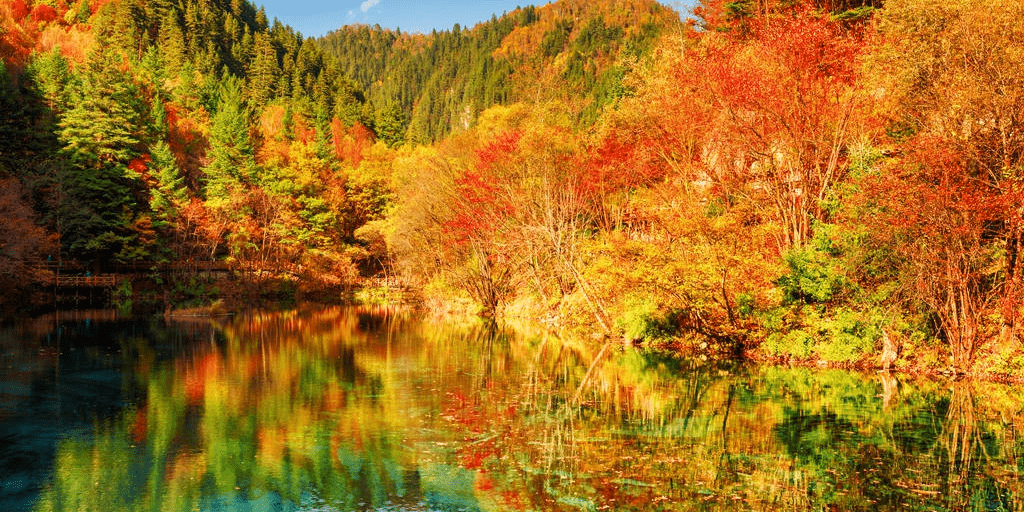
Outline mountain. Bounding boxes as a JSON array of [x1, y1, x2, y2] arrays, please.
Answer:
[[318, 0, 679, 144]]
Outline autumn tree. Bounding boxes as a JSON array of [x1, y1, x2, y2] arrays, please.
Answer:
[[859, 138, 1004, 372], [388, 104, 610, 319], [0, 176, 56, 306], [651, 3, 865, 251], [387, 123, 524, 314], [862, 0, 1024, 367], [443, 129, 525, 314]]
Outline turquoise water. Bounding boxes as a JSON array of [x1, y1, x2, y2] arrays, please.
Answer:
[[1, 307, 1022, 511]]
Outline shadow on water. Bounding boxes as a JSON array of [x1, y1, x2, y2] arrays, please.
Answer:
[[3, 306, 1024, 511]]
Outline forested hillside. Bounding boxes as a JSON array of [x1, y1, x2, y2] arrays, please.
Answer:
[[1, 0, 381, 302], [4, 0, 1024, 377], [318, 0, 675, 143], [0, 0, 677, 305]]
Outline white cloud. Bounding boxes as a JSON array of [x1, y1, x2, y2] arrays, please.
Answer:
[[360, 0, 380, 13], [348, 10, 355, 18]]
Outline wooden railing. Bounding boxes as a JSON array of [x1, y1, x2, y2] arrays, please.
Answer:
[[369, 275, 410, 290], [113, 261, 232, 272], [54, 275, 118, 288]]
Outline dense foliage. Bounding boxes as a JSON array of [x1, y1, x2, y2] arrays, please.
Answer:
[[4, 0, 1024, 376]]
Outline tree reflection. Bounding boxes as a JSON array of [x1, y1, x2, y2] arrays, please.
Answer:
[[24, 307, 1024, 511]]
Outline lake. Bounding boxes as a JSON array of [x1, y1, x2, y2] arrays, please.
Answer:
[[1, 306, 1021, 511]]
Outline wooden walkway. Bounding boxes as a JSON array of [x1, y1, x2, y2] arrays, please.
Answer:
[[31, 258, 233, 290], [54, 275, 118, 288], [116, 261, 232, 272]]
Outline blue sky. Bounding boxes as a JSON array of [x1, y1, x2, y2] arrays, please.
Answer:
[[258, 1, 693, 38], [256, 1, 554, 38]]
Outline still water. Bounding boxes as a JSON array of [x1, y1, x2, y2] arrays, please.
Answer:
[[1, 306, 1022, 511]]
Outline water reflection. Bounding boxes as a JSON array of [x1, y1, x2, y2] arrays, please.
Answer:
[[3, 307, 1024, 511]]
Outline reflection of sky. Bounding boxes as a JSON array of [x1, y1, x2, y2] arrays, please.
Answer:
[[254, 1, 697, 38]]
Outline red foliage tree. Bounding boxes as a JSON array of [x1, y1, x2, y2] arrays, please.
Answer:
[[672, 5, 865, 250], [0, 177, 58, 301], [128, 153, 151, 176], [331, 119, 374, 167], [582, 121, 671, 230], [30, 4, 58, 23], [444, 130, 522, 246], [1, 1, 37, 74], [863, 0, 1024, 360], [862, 135, 1015, 371], [10, 0, 30, 21]]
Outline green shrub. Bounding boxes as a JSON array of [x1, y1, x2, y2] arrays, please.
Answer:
[[777, 224, 848, 304], [816, 307, 881, 363], [763, 329, 814, 359], [759, 306, 885, 363], [615, 296, 678, 343], [736, 292, 756, 319]]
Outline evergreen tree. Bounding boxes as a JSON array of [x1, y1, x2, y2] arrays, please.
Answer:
[[137, 46, 171, 140], [148, 139, 188, 226], [55, 43, 147, 265], [204, 73, 254, 205], [255, 6, 268, 30], [158, 7, 188, 75], [64, 0, 92, 24], [232, 29, 254, 71], [375, 102, 407, 148], [246, 32, 279, 106], [59, 45, 142, 167], [0, 65, 39, 175], [27, 49, 71, 111], [173, 60, 200, 110], [107, 0, 150, 61], [313, 105, 332, 160]]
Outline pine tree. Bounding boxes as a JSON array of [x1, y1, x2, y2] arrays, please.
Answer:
[[72, 0, 92, 24], [246, 32, 279, 106], [313, 105, 332, 160], [149, 139, 188, 226], [27, 48, 70, 111], [59, 45, 142, 167], [55, 42, 146, 265], [204, 73, 254, 205], [9, 53, 63, 191], [137, 46, 171, 141], [158, 7, 188, 75], [375, 102, 407, 148], [255, 6, 268, 30], [108, 0, 150, 61], [0, 65, 41, 175]]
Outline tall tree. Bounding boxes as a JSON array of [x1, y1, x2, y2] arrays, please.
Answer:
[[55, 42, 148, 265], [204, 73, 254, 204], [149, 139, 188, 226], [637, 5, 863, 251], [246, 32, 279, 106]]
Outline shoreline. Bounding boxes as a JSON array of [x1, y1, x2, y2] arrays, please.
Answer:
[[10, 281, 1024, 384]]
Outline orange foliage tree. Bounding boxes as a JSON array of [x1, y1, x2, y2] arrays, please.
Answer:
[[648, 2, 866, 251], [862, 0, 1024, 367], [862, 137, 1010, 371]]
